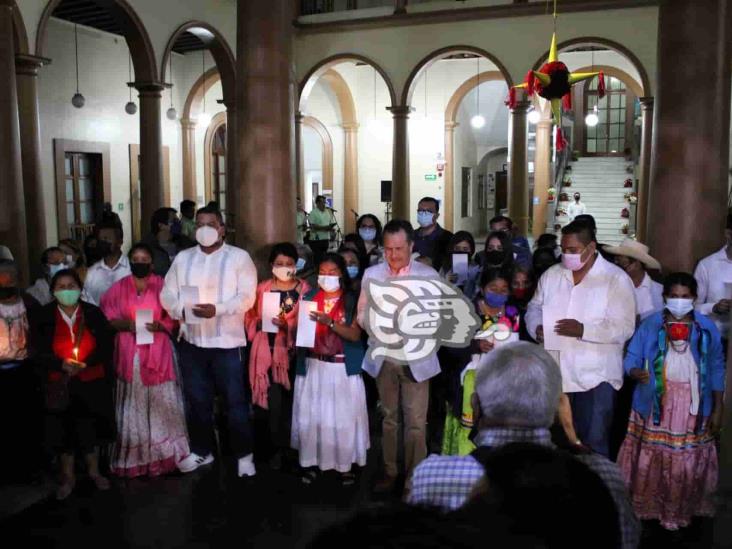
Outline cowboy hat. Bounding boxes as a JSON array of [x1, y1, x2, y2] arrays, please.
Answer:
[[603, 238, 661, 270]]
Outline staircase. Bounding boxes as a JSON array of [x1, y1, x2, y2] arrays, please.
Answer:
[[556, 157, 631, 246]]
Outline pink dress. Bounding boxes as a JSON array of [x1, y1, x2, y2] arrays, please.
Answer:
[[617, 347, 718, 530], [100, 275, 189, 477]]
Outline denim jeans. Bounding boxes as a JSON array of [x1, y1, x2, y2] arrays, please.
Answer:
[[178, 341, 253, 458], [568, 382, 617, 458]]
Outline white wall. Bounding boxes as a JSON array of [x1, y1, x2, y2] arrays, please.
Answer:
[[37, 19, 188, 247]]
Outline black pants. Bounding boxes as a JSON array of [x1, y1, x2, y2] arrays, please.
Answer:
[[308, 239, 330, 265]]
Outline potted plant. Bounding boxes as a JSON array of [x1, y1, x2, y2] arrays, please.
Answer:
[[624, 192, 638, 204], [621, 208, 630, 219], [621, 224, 629, 235], [624, 178, 633, 188], [559, 192, 570, 202], [547, 187, 556, 202], [554, 223, 562, 232]]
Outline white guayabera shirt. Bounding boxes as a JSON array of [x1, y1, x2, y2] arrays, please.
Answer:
[[526, 254, 636, 393]]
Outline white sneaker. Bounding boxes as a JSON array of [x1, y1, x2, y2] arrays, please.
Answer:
[[237, 454, 256, 477], [177, 453, 214, 473]]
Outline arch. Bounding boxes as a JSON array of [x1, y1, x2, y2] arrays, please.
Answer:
[[531, 36, 651, 97], [203, 111, 227, 205], [302, 115, 334, 197], [161, 21, 236, 109], [572, 65, 643, 98], [10, 1, 29, 54], [183, 66, 221, 122], [402, 46, 513, 106], [317, 69, 358, 126], [36, 0, 157, 82], [442, 71, 509, 232], [299, 53, 397, 109]]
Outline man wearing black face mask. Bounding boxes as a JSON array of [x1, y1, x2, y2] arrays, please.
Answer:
[[0, 260, 42, 483], [82, 223, 131, 306]]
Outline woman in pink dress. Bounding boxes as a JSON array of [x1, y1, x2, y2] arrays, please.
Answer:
[[100, 243, 189, 477], [617, 272, 724, 530]]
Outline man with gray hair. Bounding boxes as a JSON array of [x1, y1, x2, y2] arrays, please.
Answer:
[[408, 342, 639, 549]]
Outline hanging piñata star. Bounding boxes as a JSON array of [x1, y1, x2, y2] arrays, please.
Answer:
[[506, 1, 605, 150]]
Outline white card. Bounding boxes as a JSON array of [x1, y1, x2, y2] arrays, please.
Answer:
[[452, 253, 468, 285], [725, 282, 732, 300], [262, 292, 281, 334], [542, 306, 566, 352], [295, 301, 318, 348], [135, 309, 154, 345], [493, 332, 520, 347], [181, 285, 201, 325]]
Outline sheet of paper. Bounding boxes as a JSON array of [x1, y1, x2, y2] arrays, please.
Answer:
[[452, 253, 468, 285], [725, 282, 732, 300], [296, 301, 317, 348], [181, 285, 201, 325], [135, 309, 154, 345], [542, 307, 566, 352], [262, 292, 281, 334]]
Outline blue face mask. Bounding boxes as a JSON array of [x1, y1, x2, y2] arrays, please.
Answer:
[[417, 211, 435, 228], [346, 265, 359, 279], [484, 291, 509, 308], [295, 257, 306, 272]]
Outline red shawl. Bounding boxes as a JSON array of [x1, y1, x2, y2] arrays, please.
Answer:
[[246, 278, 310, 409]]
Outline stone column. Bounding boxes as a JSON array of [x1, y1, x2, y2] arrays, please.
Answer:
[[443, 121, 458, 232], [532, 116, 553, 239], [180, 118, 197, 201], [0, 3, 28, 284], [508, 100, 530, 236], [236, 0, 295, 269], [343, 122, 359, 234], [635, 97, 654, 242], [388, 105, 412, 221], [647, 0, 731, 273], [136, 83, 166, 230], [224, 101, 238, 235], [16, 54, 48, 279], [295, 111, 305, 202]]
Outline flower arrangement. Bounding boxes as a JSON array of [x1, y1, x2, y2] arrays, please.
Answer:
[[563, 174, 572, 185], [621, 224, 629, 235], [623, 178, 633, 188], [559, 192, 570, 202], [624, 191, 638, 204], [621, 208, 630, 219], [547, 187, 557, 201]]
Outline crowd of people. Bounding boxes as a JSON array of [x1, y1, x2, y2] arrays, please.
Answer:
[[0, 194, 728, 546]]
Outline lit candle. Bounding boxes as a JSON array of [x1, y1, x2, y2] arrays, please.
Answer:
[[73, 347, 79, 362]]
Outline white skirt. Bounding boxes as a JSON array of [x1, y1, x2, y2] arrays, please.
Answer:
[[291, 358, 370, 473]]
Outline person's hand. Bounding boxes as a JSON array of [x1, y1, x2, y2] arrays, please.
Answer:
[[310, 310, 333, 326], [62, 359, 84, 376], [708, 406, 724, 436], [555, 319, 584, 338], [272, 316, 286, 328], [193, 304, 216, 319], [536, 325, 544, 343], [713, 299, 732, 315], [145, 321, 163, 332], [629, 368, 650, 384], [478, 338, 494, 353], [447, 273, 458, 284]]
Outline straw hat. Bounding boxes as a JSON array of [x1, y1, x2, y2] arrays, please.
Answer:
[[603, 238, 661, 270]]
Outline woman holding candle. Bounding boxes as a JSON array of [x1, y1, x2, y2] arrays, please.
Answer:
[[100, 243, 189, 478], [291, 253, 368, 486], [36, 269, 115, 500], [247, 242, 311, 469], [617, 272, 725, 530]]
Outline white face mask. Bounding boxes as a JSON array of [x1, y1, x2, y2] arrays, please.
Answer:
[[196, 225, 220, 248], [665, 298, 694, 320], [272, 266, 294, 282], [65, 254, 76, 268], [417, 211, 435, 228], [48, 263, 66, 277], [318, 275, 340, 293]]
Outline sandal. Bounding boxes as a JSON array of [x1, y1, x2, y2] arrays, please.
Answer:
[[90, 474, 111, 491]]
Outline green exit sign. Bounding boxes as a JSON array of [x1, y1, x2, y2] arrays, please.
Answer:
[[425, 174, 437, 181]]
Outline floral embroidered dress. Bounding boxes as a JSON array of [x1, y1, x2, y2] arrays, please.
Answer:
[[441, 304, 520, 456]]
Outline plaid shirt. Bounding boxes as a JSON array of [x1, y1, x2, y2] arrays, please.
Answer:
[[408, 428, 640, 549]]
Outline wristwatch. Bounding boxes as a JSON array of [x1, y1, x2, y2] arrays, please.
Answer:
[[329, 318, 335, 329]]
